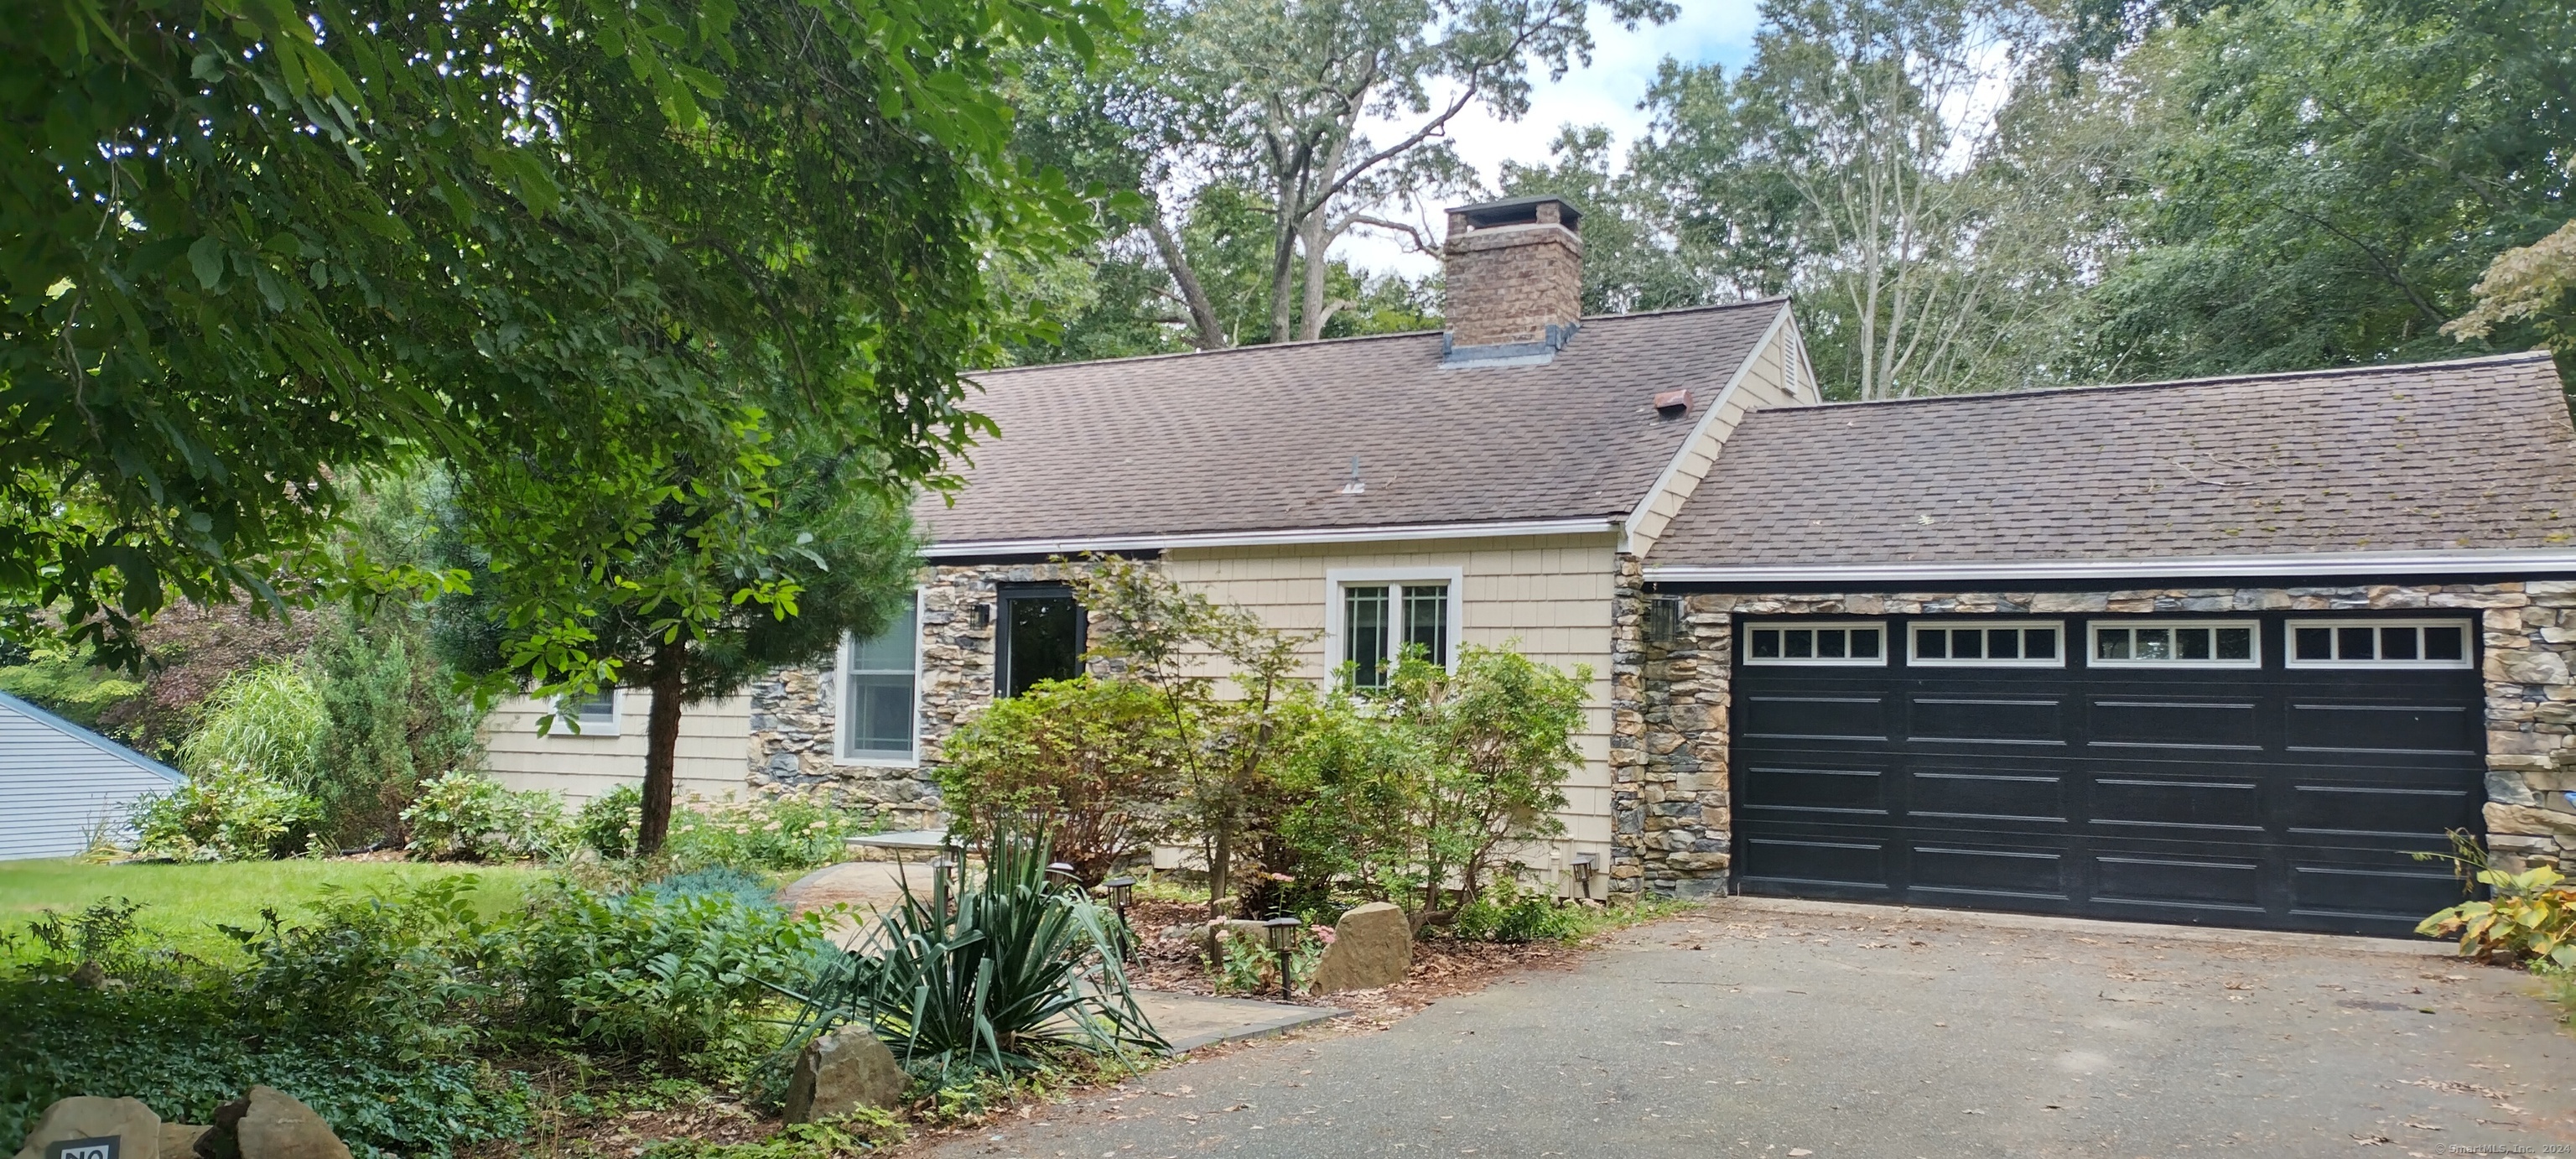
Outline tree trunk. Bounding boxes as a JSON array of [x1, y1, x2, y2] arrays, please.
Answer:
[[1145, 212, 1229, 351], [1208, 808, 1233, 917], [1297, 213, 1332, 341], [636, 641, 686, 856]]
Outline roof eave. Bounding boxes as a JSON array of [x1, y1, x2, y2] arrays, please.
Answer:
[[923, 515, 1624, 559], [1643, 548, 2576, 586]]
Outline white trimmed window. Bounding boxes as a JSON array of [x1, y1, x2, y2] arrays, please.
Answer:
[[1910, 621, 2065, 668], [1327, 567, 1462, 689], [1744, 621, 1887, 666], [839, 593, 922, 763], [555, 686, 620, 735], [2286, 619, 2472, 669], [2090, 621, 2259, 668]]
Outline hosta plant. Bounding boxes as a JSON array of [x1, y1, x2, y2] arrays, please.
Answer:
[[777, 829, 1161, 1084], [2418, 865, 2576, 968]]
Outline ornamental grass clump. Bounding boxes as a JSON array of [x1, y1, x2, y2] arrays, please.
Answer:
[[778, 829, 1161, 1085]]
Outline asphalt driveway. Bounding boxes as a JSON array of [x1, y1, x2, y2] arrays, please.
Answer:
[[930, 897, 2576, 1158]]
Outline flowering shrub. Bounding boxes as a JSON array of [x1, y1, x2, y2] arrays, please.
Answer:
[[130, 762, 321, 860], [574, 783, 644, 860], [402, 772, 568, 861], [665, 792, 855, 873]]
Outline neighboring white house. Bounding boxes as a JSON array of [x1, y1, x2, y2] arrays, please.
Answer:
[[0, 689, 184, 860]]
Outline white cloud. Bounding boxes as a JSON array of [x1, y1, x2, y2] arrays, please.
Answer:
[[1338, 0, 1764, 278]]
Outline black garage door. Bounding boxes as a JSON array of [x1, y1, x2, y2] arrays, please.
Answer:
[[1731, 613, 2485, 936]]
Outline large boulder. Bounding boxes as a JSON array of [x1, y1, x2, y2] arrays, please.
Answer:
[[783, 1026, 909, 1122], [12, 1096, 162, 1159], [200, 1087, 348, 1159], [157, 1125, 209, 1159], [1309, 902, 1412, 995]]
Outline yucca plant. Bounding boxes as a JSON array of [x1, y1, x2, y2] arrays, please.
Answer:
[[777, 826, 1162, 1084]]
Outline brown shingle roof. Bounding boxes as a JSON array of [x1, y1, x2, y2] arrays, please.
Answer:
[[918, 300, 1789, 548], [1651, 352, 2576, 568]]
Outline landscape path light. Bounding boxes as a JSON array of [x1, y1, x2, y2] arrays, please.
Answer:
[[1104, 876, 1137, 961], [1263, 917, 1304, 1002], [1570, 853, 1596, 901]]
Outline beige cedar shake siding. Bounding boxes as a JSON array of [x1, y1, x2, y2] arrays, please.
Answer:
[[1621, 306, 1814, 558], [483, 691, 755, 807], [1612, 582, 2576, 897], [740, 537, 1623, 855]]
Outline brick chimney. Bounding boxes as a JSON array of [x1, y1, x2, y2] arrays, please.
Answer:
[[1441, 195, 1585, 365]]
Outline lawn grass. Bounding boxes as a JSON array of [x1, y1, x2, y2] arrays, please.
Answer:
[[0, 857, 541, 964]]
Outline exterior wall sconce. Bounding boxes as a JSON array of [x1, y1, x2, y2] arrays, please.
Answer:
[[1263, 917, 1304, 1001]]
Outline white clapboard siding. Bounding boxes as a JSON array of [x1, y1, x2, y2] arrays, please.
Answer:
[[0, 691, 184, 860]]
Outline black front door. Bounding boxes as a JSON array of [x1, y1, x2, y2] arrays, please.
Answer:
[[1731, 612, 2485, 936]]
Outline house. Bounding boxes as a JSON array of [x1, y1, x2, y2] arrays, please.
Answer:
[[487, 194, 2576, 937], [0, 689, 184, 860]]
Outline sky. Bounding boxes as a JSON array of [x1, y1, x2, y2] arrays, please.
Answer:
[[1337, 0, 1765, 278]]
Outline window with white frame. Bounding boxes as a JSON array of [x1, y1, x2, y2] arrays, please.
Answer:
[[2286, 619, 2472, 668], [556, 686, 619, 735], [839, 594, 921, 761], [1328, 569, 1460, 689], [1910, 621, 2064, 667], [2090, 621, 2259, 668], [1744, 621, 1886, 666]]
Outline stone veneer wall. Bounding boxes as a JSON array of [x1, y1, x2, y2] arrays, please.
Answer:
[[1613, 580, 2576, 897], [745, 560, 1115, 824]]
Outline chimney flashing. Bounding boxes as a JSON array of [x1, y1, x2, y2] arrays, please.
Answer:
[[1441, 321, 1579, 367]]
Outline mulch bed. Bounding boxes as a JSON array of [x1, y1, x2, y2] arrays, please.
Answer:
[[1118, 900, 1587, 1028]]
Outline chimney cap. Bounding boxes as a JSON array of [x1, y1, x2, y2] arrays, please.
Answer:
[[1446, 195, 1584, 233]]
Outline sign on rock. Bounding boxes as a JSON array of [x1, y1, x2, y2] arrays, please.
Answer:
[[47, 1140, 117, 1159]]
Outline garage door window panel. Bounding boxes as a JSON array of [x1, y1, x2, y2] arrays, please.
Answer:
[[1745, 622, 1886, 666], [2285, 620, 2473, 669], [1910, 621, 2064, 667], [2090, 621, 2258, 668]]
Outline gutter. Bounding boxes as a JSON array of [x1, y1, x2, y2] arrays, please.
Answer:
[[1644, 548, 2576, 586], [922, 516, 1623, 559]]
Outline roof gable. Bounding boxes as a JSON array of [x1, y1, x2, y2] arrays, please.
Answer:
[[917, 300, 1794, 550], [1650, 352, 2576, 571]]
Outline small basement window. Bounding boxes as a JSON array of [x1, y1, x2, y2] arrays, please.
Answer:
[[2285, 619, 2472, 669], [1744, 621, 1886, 666], [2090, 621, 2259, 668], [1910, 621, 2064, 668]]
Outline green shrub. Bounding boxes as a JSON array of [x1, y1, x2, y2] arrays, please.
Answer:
[[402, 772, 567, 861], [0, 642, 146, 730], [2418, 863, 2576, 967], [130, 764, 321, 861], [780, 830, 1160, 1084], [1, 886, 529, 1159], [1451, 882, 1581, 943], [937, 676, 1178, 881], [665, 793, 854, 873], [179, 663, 329, 792], [512, 881, 828, 1062], [576, 784, 645, 860], [309, 617, 485, 847], [649, 866, 780, 911]]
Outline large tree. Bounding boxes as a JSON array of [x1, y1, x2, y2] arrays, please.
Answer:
[[434, 441, 919, 855], [3, 0, 1119, 668], [2075, 0, 2576, 379]]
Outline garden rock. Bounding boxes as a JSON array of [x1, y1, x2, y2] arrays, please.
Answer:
[[158, 1125, 210, 1159], [1194, 918, 1275, 956], [201, 1086, 349, 1159], [1309, 902, 1411, 994], [784, 1026, 908, 1122], [12, 1096, 162, 1159]]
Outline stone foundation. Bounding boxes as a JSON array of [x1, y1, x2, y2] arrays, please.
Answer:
[[1613, 580, 2576, 896]]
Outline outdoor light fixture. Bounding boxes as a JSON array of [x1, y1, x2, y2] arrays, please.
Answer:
[[1570, 853, 1597, 900], [974, 602, 992, 628], [1263, 917, 1304, 1002], [1104, 876, 1137, 961], [1047, 861, 1078, 887]]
